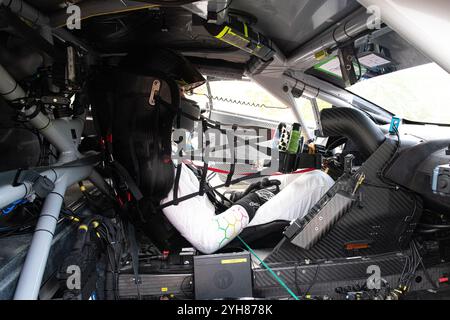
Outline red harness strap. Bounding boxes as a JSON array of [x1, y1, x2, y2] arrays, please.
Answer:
[[183, 160, 316, 176]]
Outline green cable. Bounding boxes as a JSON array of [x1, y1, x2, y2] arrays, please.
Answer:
[[237, 236, 299, 300]]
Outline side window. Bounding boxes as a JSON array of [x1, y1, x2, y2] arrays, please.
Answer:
[[294, 97, 332, 131], [188, 79, 290, 123], [188, 78, 332, 133]]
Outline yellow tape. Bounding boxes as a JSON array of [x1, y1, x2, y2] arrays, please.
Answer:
[[221, 258, 247, 265], [314, 50, 329, 61], [215, 26, 230, 39], [161, 287, 168, 292], [92, 221, 100, 228], [243, 23, 248, 38], [80, 185, 86, 192], [79, 225, 88, 231]]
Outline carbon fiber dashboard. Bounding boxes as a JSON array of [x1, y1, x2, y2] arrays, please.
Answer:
[[266, 138, 422, 262]]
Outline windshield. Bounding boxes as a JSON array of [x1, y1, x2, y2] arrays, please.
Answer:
[[349, 63, 450, 124]]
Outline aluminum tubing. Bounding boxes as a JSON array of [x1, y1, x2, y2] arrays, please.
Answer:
[[13, 176, 68, 300], [13, 164, 93, 300], [25, 107, 83, 163], [0, 63, 26, 100], [0, 165, 93, 209], [287, 7, 369, 70]]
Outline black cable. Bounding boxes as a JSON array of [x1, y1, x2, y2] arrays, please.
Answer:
[[180, 275, 193, 298], [399, 240, 422, 288], [415, 246, 439, 290], [0, 200, 45, 238], [379, 127, 401, 185], [0, 222, 36, 238], [352, 45, 362, 81], [398, 255, 410, 286], [303, 264, 321, 298], [217, 0, 233, 14], [95, 220, 123, 300], [377, 126, 417, 197], [408, 241, 422, 285]]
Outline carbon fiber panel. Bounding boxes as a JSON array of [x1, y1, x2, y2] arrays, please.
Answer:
[[119, 273, 193, 299], [255, 252, 407, 298], [254, 256, 450, 299], [289, 192, 354, 249], [266, 139, 423, 262]]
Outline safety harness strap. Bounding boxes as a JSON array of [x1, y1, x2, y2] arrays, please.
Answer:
[[172, 163, 182, 205], [198, 119, 209, 196], [199, 162, 209, 196], [158, 167, 316, 210], [159, 171, 262, 210], [225, 124, 238, 187], [112, 161, 144, 201]]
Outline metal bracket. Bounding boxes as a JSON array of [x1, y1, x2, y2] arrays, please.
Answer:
[[286, 89, 313, 141], [310, 98, 324, 137], [148, 79, 161, 106], [344, 154, 355, 175], [205, 77, 214, 113], [337, 44, 358, 87]]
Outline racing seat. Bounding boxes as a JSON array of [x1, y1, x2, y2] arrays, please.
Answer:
[[90, 48, 292, 253]]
